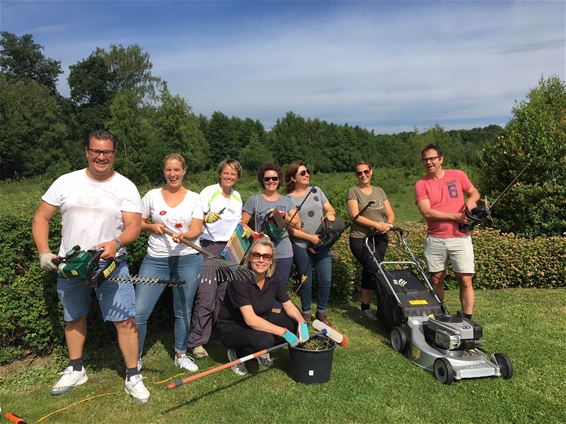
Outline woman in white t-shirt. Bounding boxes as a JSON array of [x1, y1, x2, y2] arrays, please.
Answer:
[[188, 159, 244, 360], [135, 153, 204, 372]]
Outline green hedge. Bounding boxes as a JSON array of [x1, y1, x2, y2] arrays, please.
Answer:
[[0, 215, 564, 362]]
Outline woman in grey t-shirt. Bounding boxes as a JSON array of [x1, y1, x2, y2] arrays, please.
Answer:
[[242, 163, 299, 306], [285, 161, 336, 325]]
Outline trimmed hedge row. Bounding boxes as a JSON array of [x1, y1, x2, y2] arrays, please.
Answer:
[[0, 215, 564, 362]]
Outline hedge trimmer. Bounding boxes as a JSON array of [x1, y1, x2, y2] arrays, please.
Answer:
[[54, 246, 184, 287], [459, 163, 530, 232]]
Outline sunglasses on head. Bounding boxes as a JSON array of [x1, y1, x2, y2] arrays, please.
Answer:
[[263, 176, 279, 182], [250, 252, 273, 260], [298, 168, 310, 177], [356, 169, 371, 176]]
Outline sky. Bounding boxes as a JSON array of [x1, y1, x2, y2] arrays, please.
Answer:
[[1, 0, 564, 134]]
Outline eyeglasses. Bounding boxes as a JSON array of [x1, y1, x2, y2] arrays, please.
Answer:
[[250, 252, 273, 261], [87, 148, 115, 157], [263, 176, 279, 182], [356, 169, 371, 176], [422, 156, 440, 162], [298, 169, 310, 177]]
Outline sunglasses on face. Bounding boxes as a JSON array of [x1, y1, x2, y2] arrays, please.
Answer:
[[422, 156, 441, 163], [356, 169, 371, 176], [250, 252, 273, 261], [263, 176, 279, 182], [298, 169, 310, 177]]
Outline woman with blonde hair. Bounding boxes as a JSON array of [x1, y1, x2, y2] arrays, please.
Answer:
[[217, 238, 308, 376], [135, 153, 203, 372]]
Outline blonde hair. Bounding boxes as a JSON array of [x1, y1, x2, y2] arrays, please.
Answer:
[[162, 153, 186, 170], [242, 237, 277, 278], [218, 159, 243, 178]]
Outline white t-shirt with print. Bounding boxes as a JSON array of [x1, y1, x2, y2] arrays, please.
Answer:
[[42, 169, 142, 256], [142, 188, 203, 257]]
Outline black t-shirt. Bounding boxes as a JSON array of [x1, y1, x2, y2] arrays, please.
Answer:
[[218, 275, 290, 324]]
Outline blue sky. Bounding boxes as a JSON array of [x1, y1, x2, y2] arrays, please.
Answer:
[[1, 0, 564, 133]]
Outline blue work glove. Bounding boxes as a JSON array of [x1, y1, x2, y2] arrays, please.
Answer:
[[297, 322, 310, 343], [282, 330, 299, 347]]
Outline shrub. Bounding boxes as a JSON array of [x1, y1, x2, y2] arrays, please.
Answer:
[[1, 214, 564, 361]]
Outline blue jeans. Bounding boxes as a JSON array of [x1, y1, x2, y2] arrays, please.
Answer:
[[293, 245, 332, 314], [135, 253, 203, 355]]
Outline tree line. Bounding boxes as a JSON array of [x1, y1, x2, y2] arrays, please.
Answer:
[[1, 32, 501, 182], [1, 32, 563, 236]]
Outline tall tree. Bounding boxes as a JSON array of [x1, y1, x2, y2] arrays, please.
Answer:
[[480, 76, 566, 236], [0, 32, 62, 93], [0, 74, 68, 179]]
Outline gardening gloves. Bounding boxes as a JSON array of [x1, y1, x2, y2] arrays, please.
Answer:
[[282, 330, 299, 347], [39, 251, 58, 271], [204, 211, 222, 224], [242, 226, 253, 238], [297, 322, 310, 343]]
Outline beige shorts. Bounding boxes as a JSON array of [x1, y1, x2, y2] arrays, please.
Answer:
[[424, 235, 475, 274]]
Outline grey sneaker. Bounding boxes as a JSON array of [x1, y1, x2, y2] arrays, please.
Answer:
[[174, 354, 199, 372], [256, 353, 273, 368], [124, 374, 150, 404], [50, 366, 88, 395], [192, 345, 209, 359], [227, 348, 248, 376], [361, 309, 378, 321]]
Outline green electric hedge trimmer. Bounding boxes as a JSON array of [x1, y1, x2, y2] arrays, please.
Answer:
[[54, 245, 184, 288]]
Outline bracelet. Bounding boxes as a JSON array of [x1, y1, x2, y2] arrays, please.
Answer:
[[113, 238, 122, 250]]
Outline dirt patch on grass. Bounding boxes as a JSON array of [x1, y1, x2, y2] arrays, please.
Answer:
[[0, 355, 54, 378]]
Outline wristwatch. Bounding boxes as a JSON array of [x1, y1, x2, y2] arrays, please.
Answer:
[[113, 238, 122, 250]]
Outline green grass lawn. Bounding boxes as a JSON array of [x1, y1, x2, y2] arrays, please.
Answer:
[[1, 289, 564, 423]]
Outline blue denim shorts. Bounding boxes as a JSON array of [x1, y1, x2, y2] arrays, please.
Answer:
[[57, 258, 135, 322]]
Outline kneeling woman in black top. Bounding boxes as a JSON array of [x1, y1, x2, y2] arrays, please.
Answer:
[[218, 238, 309, 376]]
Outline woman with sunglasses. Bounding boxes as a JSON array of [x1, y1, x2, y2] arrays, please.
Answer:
[[347, 161, 395, 321], [285, 162, 336, 325], [135, 153, 203, 373], [241, 163, 299, 304], [187, 159, 244, 360], [217, 238, 308, 376]]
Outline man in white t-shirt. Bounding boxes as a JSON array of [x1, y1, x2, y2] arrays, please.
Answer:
[[32, 129, 149, 404]]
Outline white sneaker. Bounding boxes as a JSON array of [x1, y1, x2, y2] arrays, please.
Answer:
[[192, 345, 209, 359], [124, 374, 150, 404], [50, 366, 88, 395], [227, 348, 248, 376], [361, 309, 378, 321], [174, 354, 199, 372]]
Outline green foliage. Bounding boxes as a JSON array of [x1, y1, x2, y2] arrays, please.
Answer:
[[0, 32, 62, 93], [325, 222, 565, 301], [0, 74, 69, 179], [480, 76, 566, 236], [239, 133, 273, 171]]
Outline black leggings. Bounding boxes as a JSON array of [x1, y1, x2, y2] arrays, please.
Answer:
[[349, 235, 388, 291], [218, 312, 297, 357]]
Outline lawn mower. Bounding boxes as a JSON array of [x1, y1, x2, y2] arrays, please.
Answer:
[[365, 226, 513, 384]]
